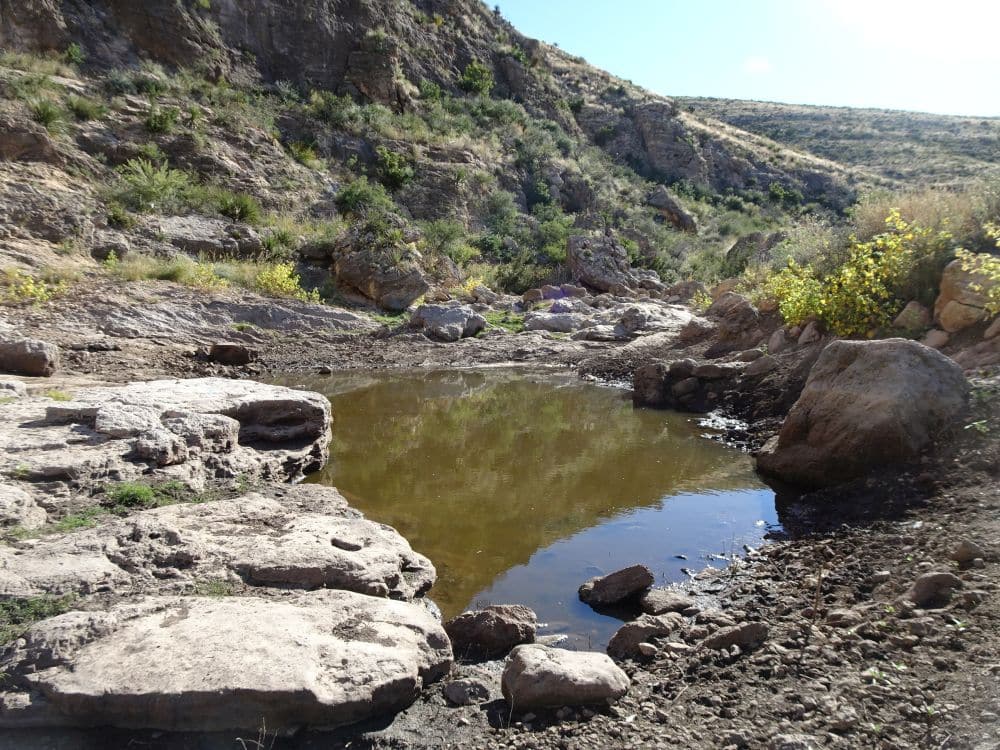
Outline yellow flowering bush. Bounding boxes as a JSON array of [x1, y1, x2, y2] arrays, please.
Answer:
[[1, 270, 67, 304], [763, 210, 957, 336], [253, 263, 320, 302]]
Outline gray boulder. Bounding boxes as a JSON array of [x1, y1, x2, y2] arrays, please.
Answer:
[[0, 337, 59, 377], [0, 591, 452, 731], [445, 604, 537, 660], [411, 305, 486, 342], [646, 185, 697, 233], [567, 235, 641, 294], [333, 246, 429, 312], [757, 339, 970, 487], [579, 564, 654, 607], [501, 644, 629, 710], [607, 613, 684, 659], [640, 588, 695, 615], [524, 312, 592, 334]]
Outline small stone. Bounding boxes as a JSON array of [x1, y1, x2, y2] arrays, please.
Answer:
[[444, 678, 491, 706], [951, 539, 986, 565], [636, 642, 658, 657], [640, 588, 695, 615], [921, 329, 950, 349], [906, 571, 963, 607], [702, 622, 768, 651], [870, 570, 892, 585]]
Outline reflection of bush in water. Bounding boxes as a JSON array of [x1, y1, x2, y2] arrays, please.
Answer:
[[308, 373, 760, 615]]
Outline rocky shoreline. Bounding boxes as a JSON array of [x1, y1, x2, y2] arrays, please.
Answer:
[[0, 278, 997, 748]]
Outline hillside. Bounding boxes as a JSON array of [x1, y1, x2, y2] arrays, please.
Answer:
[[0, 0, 863, 310], [677, 97, 1000, 187]]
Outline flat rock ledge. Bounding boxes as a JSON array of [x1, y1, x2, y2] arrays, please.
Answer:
[[0, 377, 332, 516], [0, 484, 436, 601], [0, 590, 453, 731]]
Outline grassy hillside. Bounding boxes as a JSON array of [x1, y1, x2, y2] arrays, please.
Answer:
[[677, 97, 1000, 187]]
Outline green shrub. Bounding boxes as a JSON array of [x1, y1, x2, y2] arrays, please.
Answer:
[[104, 482, 157, 513], [308, 90, 361, 129], [288, 141, 321, 168], [116, 158, 192, 211], [63, 43, 85, 65], [458, 60, 494, 96], [375, 145, 414, 190], [594, 125, 615, 146], [955, 223, 1000, 316], [216, 192, 262, 224], [65, 94, 106, 121], [421, 219, 480, 266], [419, 79, 442, 102], [335, 176, 395, 216], [28, 98, 63, 131], [144, 104, 180, 133]]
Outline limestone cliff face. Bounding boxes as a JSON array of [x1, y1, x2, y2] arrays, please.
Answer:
[[0, 0, 854, 206]]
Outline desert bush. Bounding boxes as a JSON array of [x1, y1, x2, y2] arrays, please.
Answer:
[[215, 192, 261, 224], [116, 158, 191, 211], [65, 95, 106, 121], [287, 141, 321, 168], [335, 176, 395, 216], [308, 90, 361, 130], [420, 219, 480, 266], [250, 263, 320, 302], [459, 60, 494, 96], [375, 145, 414, 190], [144, 104, 180, 133], [63, 43, 85, 65], [0, 270, 67, 304], [110, 254, 227, 289]]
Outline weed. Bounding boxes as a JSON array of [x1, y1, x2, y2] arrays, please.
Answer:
[[287, 141, 321, 168], [116, 158, 191, 211], [65, 94, 106, 121], [28, 98, 63, 132], [375, 145, 414, 190], [0, 270, 67, 304], [458, 60, 494, 96], [144, 104, 180, 134], [216, 192, 262, 224], [484, 310, 525, 333], [63, 43, 85, 66], [193, 579, 237, 597], [43, 390, 72, 401], [335, 176, 395, 216], [0, 595, 76, 644]]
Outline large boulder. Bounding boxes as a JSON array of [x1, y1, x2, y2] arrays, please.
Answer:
[[154, 216, 261, 258], [757, 339, 970, 487], [411, 304, 486, 342], [445, 604, 537, 660], [0, 591, 452, 731], [934, 258, 994, 332], [0, 337, 59, 377], [705, 293, 764, 355], [501, 644, 629, 710], [333, 247, 429, 312]]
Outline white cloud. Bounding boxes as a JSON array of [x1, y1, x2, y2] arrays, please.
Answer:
[[742, 55, 773, 75]]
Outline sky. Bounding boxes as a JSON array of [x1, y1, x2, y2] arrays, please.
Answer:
[[493, 0, 1000, 117]]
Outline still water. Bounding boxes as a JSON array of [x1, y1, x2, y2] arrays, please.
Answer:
[[275, 369, 778, 649]]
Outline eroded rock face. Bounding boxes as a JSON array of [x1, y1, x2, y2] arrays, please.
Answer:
[[0, 486, 435, 600], [501, 644, 629, 709], [0, 591, 452, 731], [934, 258, 993, 332], [0, 378, 332, 504], [756, 339, 970, 487]]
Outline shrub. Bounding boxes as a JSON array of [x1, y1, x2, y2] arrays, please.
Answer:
[[65, 94, 106, 121], [288, 141, 321, 168], [0, 269, 67, 304], [594, 125, 615, 146], [144, 104, 180, 133], [335, 176, 395, 216], [216, 192, 261, 224], [421, 219, 479, 266], [954, 223, 1000, 316], [458, 60, 494, 96], [116, 158, 192, 211], [308, 90, 361, 129], [28, 98, 63, 131], [64, 43, 85, 65], [419, 79, 442, 102], [252, 263, 320, 302], [375, 145, 414, 190]]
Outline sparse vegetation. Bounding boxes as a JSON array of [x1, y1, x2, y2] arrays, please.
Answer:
[[458, 60, 494, 95], [0, 595, 76, 645]]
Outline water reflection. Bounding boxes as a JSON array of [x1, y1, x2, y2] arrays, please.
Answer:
[[274, 369, 778, 648]]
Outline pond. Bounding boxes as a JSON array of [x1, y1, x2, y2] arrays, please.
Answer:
[[273, 369, 778, 649]]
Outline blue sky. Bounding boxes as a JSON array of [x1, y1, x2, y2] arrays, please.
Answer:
[[493, 0, 1000, 117]]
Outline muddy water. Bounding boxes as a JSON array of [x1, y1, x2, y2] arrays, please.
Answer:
[[277, 369, 778, 649]]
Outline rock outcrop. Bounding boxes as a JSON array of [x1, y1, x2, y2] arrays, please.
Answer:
[[0, 590, 452, 731], [0, 485, 435, 600], [756, 339, 970, 487], [0, 378, 332, 506], [567, 234, 663, 295]]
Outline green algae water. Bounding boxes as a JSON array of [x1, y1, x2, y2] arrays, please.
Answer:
[[274, 369, 778, 649]]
